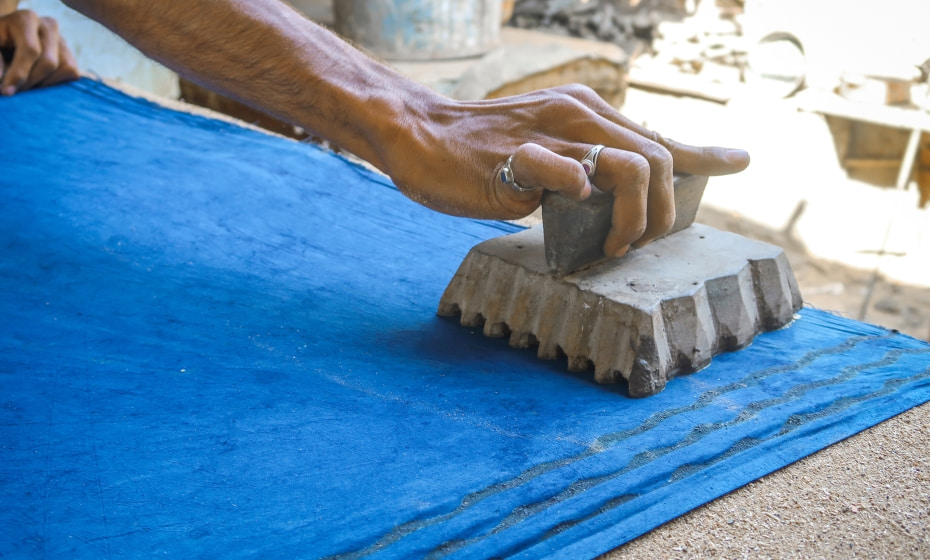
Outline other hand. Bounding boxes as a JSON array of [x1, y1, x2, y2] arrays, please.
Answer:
[[0, 9, 80, 96]]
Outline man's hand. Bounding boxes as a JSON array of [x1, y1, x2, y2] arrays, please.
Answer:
[[58, 0, 749, 258], [384, 84, 750, 258], [0, 9, 80, 96]]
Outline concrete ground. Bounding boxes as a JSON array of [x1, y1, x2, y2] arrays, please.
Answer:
[[598, 87, 930, 559]]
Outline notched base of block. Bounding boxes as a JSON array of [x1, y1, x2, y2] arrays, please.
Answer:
[[437, 224, 803, 397]]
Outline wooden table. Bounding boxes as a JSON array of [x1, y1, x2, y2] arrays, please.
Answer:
[[796, 89, 930, 190]]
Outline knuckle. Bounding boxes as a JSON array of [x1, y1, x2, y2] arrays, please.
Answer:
[[512, 142, 536, 162], [40, 17, 59, 32], [642, 128, 666, 145], [12, 9, 38, 24], [554, 82, 596, 100], [702, 145, 723, 162], [620, 153, 651, 186], [548, 91, 584, 114], [641, 141, 673, 171], [18, 44, 41, 61]]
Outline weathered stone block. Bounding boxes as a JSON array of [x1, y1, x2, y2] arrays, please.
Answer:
[[438, 223, 803, 397]]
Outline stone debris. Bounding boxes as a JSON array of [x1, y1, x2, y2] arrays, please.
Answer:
[[510, 0, 750, 101], [449, 33, 627, 107], [438, 223, 802, 397]]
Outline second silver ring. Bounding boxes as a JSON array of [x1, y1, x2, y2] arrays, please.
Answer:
[[580, 144, 606, 178]]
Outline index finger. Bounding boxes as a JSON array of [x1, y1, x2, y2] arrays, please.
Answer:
[[567, 87, 750, 177], [21, 17, 61, 91], [667, 140, 750, 176]]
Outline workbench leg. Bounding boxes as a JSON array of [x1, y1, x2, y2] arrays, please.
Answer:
[[896, 127, 922, 190]]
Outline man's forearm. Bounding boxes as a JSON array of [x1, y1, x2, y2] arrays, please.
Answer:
[[60, 0, 749, 250], [62, 0, 437, 172]]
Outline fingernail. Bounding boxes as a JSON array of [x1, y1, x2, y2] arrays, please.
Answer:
[[726, 149, 749, 163], [1, 86, 15, 96]]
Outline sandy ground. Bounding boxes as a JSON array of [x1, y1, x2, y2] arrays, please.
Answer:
[[604, 401, 930, 559], [597, 88, 930, 559]]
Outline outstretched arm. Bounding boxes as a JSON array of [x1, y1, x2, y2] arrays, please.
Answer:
[[62, 0, 749, 257], [64, 0, 427, 185]]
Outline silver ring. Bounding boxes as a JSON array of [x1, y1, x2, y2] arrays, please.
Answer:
[[499, 154, 535, 193], [580, 144, 605, 178]]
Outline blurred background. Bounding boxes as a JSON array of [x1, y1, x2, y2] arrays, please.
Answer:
[[19, 0, 930, 340]]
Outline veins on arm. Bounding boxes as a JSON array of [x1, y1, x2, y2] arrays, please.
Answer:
[[61, 0, 436, 173]]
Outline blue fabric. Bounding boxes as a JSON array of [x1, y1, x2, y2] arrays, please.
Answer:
[[1, 79, 929, 559]]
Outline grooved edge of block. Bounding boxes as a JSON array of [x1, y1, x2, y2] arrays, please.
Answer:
[[437, 224, 803, 397]]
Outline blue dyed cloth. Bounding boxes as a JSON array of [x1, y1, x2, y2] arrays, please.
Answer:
[[1, 80, 929, 559]]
